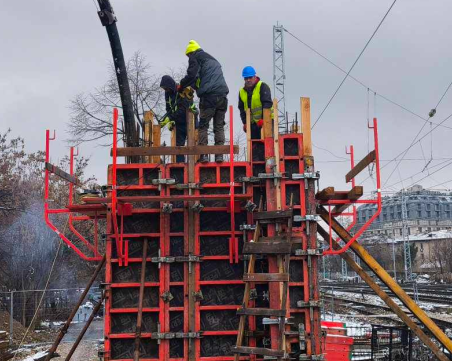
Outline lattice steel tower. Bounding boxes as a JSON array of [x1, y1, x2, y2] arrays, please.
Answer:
[[401, 189, 419, 301], [273, 23, 288, 133]]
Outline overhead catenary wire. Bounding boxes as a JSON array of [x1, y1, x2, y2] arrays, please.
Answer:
[[283, 29, 452, 131], [308, 0, 398, 129]]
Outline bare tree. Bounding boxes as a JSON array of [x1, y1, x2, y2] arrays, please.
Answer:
[[68, 51, 184, 145]]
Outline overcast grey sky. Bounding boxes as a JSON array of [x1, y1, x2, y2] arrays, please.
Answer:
[[2, 0, 452, 196]]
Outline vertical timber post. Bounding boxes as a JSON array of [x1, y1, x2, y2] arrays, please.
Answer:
[[152, 124, 161, 164], [263, 107, 282, 350], [301, 97, 322, 356], [246, 109, 251, 161], [187, 110, 196, 360], [171, 128, 176, 163], [143, 111, 153, 163]]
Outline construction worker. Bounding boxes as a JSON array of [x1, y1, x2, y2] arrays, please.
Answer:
[[179, 40, 229, 163], [238, 66, 273, 139], [160, 75, 194, 163]]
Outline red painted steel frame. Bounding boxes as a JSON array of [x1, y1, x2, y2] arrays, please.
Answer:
[[323, 118, 382, 255], [44, 130, 101, 261], [229, 105, 239, 264]]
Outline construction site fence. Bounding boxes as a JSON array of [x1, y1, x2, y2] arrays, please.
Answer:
[[0, 287, 101, 343]]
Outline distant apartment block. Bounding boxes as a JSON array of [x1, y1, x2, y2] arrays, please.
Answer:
[[356, 185, 452, 237]]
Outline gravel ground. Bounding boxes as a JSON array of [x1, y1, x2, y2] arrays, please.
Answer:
[[51, 340, 100, 361]]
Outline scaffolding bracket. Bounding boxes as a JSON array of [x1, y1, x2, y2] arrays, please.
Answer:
[[295, 249, 323, 256], [292, 172, 320, 180], [151, 332, 202, 340], [175, 183, 202, 190], [258, 172, 284, 179], [296, 300, 321, 308], [294, 215, 319, 222], [238, 176, 261, 183], [152, 178, 176, 186], [240, 224, 256, 231], [150, 255, 202, 264]]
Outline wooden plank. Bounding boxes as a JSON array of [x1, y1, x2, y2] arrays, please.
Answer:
[[113, 145, 239, 157], [301, 97, 312, 156], [345, 150, 376, 183], [246, 109, 251, 161], [232, 346, 285, 357], [262, 108, 272, 138], [331, 186, 363, 214], [82, 194, 251, 204], [243, 273, 289, 282], [254, 210, 293, 220], [143, 111, 153, 163], [0, 340, 9, 350], [151, 124, 161, 163], [237, 307, 286, 317], [315, 187, 335, 200], [171, 127, 176, 163], [45, 162, 80, 185], [243, 242, 292, 255]]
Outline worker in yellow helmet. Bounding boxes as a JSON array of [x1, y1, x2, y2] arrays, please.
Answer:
[[179, 40, 229, 163], [238, 66, 273, 139]]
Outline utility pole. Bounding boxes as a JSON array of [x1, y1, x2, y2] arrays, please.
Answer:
[[273, 23, 287, 133], [401, 189, 419, 302]]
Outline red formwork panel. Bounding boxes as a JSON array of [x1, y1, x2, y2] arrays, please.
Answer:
[[105, 162, 254, 361], [103, 138, 322, 360]]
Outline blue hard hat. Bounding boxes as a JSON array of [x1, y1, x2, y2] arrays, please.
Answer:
[[242, 66, 256, 78]]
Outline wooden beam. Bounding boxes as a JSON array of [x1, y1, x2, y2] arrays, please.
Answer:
[[315, 187, 335, 200], [143, 111, 153, 163], [113, 145, 240, 157], [246, 109, 251, 161], [151, 124, 161, 163], [318, 206, 452, 356], [332, 186, 364, 214], [317, 225, 450, 361], [301, 97, 312, 156], [170, 128, 176, 163], [345, 150, 376, 183], [262, 108, 272, 138], [45, 162, 80, 186], [82, 194, 251, 204]]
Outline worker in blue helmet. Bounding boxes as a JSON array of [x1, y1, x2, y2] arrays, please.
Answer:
[[238, 66, 273, 139]]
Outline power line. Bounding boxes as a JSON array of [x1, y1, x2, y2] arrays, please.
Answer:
[[359, 111, 452, 186], [311, 0, 398, 128], [284, 30, 452, 131]]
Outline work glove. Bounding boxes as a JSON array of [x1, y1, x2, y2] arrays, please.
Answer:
[[256, 119, 264, 128], [160, 116, 175, 131]]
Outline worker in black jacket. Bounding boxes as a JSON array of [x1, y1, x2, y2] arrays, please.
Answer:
[[238, 66, 273, 139], [160, 75, 192, 163], [179, 40, 229, 163]]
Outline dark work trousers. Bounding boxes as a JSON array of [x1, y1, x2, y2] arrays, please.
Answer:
[[250, 122, 261, 140], [198, 96, 228, 146], [175, 121, 187, 163]]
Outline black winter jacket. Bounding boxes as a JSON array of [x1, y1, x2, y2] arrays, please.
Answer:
[[238, 78, 272, 124], [160, 75, 191, 126], [179, 49, 229, 98]]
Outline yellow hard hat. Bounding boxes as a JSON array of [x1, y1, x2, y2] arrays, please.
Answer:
[[185, 40, 201, 55]]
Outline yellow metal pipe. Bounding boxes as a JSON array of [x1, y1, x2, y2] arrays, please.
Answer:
[[317, 226, 449, 361], [318, 206, 452, 354]]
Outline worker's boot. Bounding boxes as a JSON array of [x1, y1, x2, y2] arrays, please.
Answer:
[[215, 154, 223, 163], [198, 154, 209, 163]]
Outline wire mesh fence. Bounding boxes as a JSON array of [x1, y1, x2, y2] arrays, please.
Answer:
[[0, 287, 102, 344]]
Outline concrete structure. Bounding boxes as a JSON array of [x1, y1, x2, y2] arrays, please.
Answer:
[[357, 185, 452, 237]]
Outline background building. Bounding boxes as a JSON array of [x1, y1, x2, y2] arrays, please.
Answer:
[[356, 185, 452, 237]]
